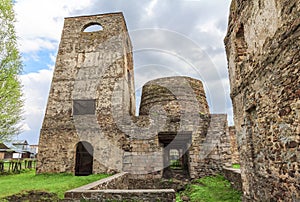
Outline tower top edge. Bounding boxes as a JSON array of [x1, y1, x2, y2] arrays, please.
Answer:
[[65, 12, 124, 20]]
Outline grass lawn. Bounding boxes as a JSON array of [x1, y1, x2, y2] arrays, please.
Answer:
[[176, 175, 242, 202], [0, 170, 110, 199]]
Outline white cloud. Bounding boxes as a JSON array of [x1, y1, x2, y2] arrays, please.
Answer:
[[15, 0, 93, 53], [19, 67, 54, 143], [20, 68, 53, 115], [145, 0, 158, 17], [19, 38, 57, 53]]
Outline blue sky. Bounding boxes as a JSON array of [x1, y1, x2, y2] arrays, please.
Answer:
[[21, 50, 55, 73], [14, 0, 232, 144]]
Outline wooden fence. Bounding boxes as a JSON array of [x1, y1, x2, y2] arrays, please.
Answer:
[[0, 159, 36, 173]]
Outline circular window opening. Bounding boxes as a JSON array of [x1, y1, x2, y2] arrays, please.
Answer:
[[83, 24, 103, 32]]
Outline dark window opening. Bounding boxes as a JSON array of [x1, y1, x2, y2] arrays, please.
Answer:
[[73, 99, 95, 115]]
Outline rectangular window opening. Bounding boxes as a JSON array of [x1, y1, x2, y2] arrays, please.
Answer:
[[73, 99, 96, 115]]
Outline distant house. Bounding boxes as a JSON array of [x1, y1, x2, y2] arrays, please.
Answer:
[[0, 140, 37, 160], [29, 145, 38, 158], [12, 140, 30, 151], [11, 140, 32, 159], [0, 143, 13, 159]]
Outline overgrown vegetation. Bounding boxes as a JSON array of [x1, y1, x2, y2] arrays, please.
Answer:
[[0, 170, 110, 199], [176, 175, 242, 202]]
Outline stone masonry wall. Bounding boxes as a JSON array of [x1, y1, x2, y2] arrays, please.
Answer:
[[122, 76, 233, 178], [139, 76, 209, 116], [229, 126, 240, 164], [64, 173, 176, 202], [65, 190, 175, 202], [194, 114, 232, 178], [222, 167, 242, 192], [122, 76, 212, 178], [225, 0, 300, 201], [37, 13, 135, 174]]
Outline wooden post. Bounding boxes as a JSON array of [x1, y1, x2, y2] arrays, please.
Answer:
[[0, 161, 4, 172]]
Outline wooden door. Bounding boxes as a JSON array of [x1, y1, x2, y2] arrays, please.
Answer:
[[75, 142, 93, 176]]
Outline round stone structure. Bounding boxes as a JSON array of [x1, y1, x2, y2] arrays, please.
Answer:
[[139, 76, 209, 118]]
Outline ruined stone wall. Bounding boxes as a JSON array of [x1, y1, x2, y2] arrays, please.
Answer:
[[229, 126, 240, 164], [194, 114, 232, 178], [122, 76, 211, 177], [225, 0, 300, 201], [37, 13, 135, 174], [122, 77, 232, 178], [64, 173, 176, 201], [38, 12, 237, 179], [122, 117, 164, 175], [148, 77, 209, 179], [139, 76, 209, 116], [223, 167, 242, 192], [65, 189, 175, 202]]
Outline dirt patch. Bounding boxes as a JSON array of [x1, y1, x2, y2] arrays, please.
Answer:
[[3, 190, 60, 202]]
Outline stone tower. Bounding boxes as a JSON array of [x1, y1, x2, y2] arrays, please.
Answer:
[[225, 0, 299, 201], [122, 76, 232, 179], [37, 13, 135, 175], [123, 76, 211, 178]]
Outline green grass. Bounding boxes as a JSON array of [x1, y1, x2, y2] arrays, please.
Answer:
[[176, 175, 242, 202], [0, 170, 110, 199], [232, 164, 241, 169]]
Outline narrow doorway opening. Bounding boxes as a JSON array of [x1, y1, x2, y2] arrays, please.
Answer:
[[75, 141, 93, 176], [158, 132, 191, 180]]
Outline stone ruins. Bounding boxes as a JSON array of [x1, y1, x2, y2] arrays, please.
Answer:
[[225, 0, 299, 201], [37, 13, 234, 181], [37, 0, 300, 200]]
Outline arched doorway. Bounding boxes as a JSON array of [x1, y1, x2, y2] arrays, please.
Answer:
[[75, 141, 93, 176]]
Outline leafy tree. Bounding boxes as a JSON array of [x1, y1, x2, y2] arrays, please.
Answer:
[[0, 0, 23, 141]]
